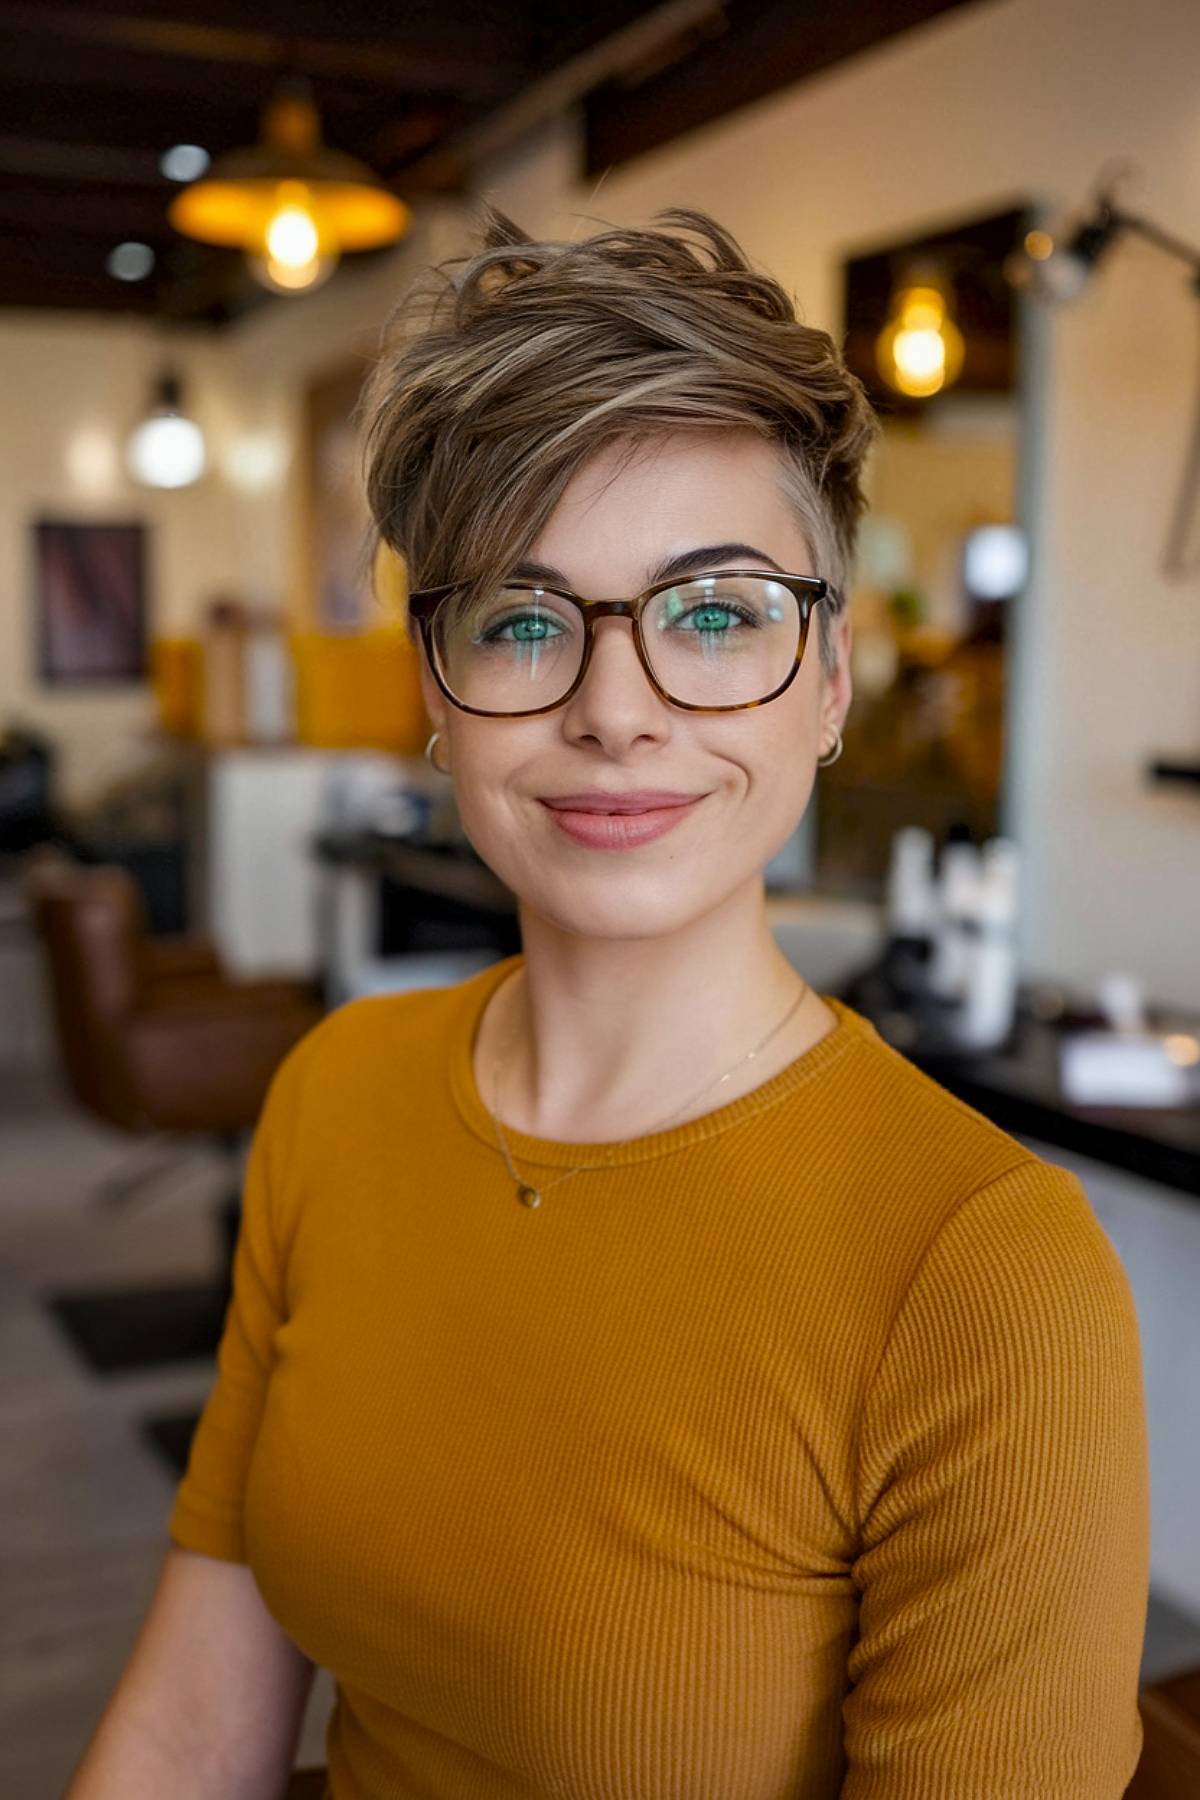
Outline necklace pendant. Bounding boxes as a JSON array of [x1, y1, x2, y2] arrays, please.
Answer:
[[517, 1184, 542, 1209]]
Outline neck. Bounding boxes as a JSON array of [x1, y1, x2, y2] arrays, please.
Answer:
[[480, 879, 828, 1143]]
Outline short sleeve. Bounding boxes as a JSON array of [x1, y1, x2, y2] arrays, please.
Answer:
[[843, 1158, 1150, 1800], [166, 1037, 309, 1563]]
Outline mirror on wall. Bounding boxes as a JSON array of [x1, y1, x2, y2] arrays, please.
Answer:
[[814, 204, 1034, 899]]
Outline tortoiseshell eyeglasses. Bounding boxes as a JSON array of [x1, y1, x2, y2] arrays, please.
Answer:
[[406, 570, 832, 718]]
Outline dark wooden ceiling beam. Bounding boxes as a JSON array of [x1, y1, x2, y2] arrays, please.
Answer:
[[0, 2, 525, 97], [0, 83, 257, 157], [0, 249, 160, 312], [584, 0, 979, 173], [10, 0, 521, 55], [0, 177, 180, 239], [0, 135, 168, 188]]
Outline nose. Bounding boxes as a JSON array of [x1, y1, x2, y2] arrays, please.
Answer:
[[558, 614, 671, 753]]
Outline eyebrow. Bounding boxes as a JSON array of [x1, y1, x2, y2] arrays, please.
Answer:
[[507, 542, 789, 588]]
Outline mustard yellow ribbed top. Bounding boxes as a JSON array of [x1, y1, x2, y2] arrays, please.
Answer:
[[168, 953, 1149, 1799]]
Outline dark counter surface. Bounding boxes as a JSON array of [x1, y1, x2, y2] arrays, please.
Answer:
[[898, 1009, 1200, 1200]]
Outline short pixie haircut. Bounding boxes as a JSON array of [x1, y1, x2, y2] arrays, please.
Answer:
[[360, 204, 880, 681]]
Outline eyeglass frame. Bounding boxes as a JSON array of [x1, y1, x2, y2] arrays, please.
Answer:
[[406, 569, 834, 718]]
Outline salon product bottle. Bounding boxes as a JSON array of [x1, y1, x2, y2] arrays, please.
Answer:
[[1095, 971, 1147, 1034], [927, 836, 982, 1006], [957, 837, 1020, 1050], [882, 827, 937, 1002]]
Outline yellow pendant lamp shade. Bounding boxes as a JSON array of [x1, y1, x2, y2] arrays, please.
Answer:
[[167, 87, 409, 293]]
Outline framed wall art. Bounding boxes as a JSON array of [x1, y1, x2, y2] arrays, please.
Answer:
[[34, 518, 148, 684]]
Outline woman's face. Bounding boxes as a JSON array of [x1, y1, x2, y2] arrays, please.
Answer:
[[417, 429, 851, 943]]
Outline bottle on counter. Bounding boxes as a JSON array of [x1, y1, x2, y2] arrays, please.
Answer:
[[927, 832, 983, 1008], [957, 837, 1021, 1050], [882, 826, 938, 1004]]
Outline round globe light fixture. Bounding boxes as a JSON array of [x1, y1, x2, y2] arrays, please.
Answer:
[[126, 373, 207, 489]]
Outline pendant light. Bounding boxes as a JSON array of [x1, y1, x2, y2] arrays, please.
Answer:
[[167, 79, 410, 295], [875, 264, 965, 400], [127, 372, 207, 489]]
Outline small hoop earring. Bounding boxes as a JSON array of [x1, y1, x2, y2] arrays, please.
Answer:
[[816, 727, 843, 768], [423, 730, 452, 775]]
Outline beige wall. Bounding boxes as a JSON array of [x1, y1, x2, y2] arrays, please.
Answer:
[[1, 0, 1197, 1005], [0, 316, 286, 805]]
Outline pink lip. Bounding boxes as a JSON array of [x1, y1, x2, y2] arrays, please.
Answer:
[[540, 790, 703, 814], [540, 793, 705, 850]]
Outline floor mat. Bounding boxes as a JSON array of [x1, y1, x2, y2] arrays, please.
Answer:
[[45, 1280, 229, 1373]]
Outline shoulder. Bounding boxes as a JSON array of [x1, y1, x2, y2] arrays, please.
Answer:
[[804, 1001, 1128, 1307], [818, 996, 1048, 1194], [258, 959, 507, 1121], [832, 1017, 1140, 1382]]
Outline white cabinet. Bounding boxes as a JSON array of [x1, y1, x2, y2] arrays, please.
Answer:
[[206, 747, 409, 978]]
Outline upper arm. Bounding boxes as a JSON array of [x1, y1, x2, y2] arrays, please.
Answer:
[[842, 1159, 1150, 1800], [65, 1544, 315, 1798]]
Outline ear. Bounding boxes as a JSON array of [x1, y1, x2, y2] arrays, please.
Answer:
[[820, 607, 853, 738]]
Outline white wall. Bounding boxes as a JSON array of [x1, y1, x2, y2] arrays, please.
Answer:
[[2, 0, 1197, 1005]]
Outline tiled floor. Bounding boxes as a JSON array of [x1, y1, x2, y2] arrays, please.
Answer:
[[3, 1060, 1199, 1799], [0, 1064, 334, 1798]]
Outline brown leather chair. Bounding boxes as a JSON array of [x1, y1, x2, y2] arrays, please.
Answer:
[[25, 852, 322, 1139], [23, 851, 324, 1371]]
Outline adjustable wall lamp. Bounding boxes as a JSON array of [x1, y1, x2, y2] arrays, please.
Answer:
[[1006, 172, 1200, 579]]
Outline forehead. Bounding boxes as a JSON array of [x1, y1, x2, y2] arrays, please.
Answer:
[[527, 430, 812, 581]]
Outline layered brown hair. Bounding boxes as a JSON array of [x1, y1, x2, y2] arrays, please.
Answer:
[[360, 204, 879, 679]]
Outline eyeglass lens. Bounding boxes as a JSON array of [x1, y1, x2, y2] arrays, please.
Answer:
[[433, 575, 804, 713]]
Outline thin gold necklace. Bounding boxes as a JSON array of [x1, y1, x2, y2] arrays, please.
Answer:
[[486, 971, 810, 1208]]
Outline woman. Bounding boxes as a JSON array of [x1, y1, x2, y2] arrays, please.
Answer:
[[68, 208, 1149, 1799]]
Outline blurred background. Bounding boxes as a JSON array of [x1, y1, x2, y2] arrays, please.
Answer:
[[1, 1, 1198, 1793]]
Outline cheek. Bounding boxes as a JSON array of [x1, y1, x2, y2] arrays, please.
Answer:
[[745, 693, 821, 832], [443, 740, 533, 860], [741, 677, 820, 777]]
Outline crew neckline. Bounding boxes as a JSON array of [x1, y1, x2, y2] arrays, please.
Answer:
[[448, 953, 866, 1169]]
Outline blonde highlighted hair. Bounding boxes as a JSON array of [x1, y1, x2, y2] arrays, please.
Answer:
[[360, 204, 880, 679]]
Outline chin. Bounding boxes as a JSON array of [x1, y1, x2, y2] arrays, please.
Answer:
[[499, 852, 745, 944]]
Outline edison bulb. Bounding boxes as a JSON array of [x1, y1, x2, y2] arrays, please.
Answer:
[[266, 203, 319, 269], [876, 284, 964, 399]]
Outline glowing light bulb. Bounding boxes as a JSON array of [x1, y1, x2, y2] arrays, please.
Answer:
[[266, 202, 319, 269], [127, 415, 206, 489], [126, 373, 207, 489], [247, 185, 337, 293], [876, 282, 964, 398], [892, 328, 947, 391]]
